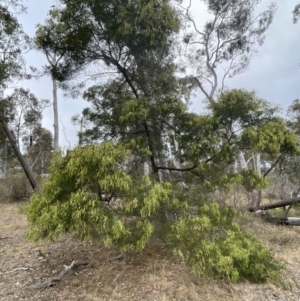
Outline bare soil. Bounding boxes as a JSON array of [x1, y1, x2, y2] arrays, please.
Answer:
[[1, 203, 300, 301]]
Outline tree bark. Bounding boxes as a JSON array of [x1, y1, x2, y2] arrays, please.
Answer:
[[248, 197, 300, 212], [0, 116, 36, 190], [52, 76, 59, 150]]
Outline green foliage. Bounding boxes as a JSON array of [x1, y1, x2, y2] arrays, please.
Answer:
[[241, 118, 299, 157], [26, 143, 175, 252], [0, 1, 31, 88], [168, 203, 283, 282], [26, 142, 283, 282], [36, 0, 180, 82], [28, 0, 293, 284], [240, 170, 268, 191], [211, 89, 278, 128]]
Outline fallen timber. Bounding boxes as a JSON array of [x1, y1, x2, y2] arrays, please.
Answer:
[[248, 197, 300, 226]]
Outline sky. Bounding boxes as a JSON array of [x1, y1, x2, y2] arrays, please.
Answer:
[[15, 0, 300, 149]]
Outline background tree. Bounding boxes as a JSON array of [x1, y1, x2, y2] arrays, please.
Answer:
[[0, 88, 52, 178], [3, 88, 50, 148], [176, 0, 277, 184], [0, 0, 37, 189], [177, 0, 276, 101], [34, 7, 90, 150], [23, 126, 53, 175], [36, 0, 185, 181]]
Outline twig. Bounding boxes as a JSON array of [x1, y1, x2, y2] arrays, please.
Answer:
[[60, 116, 71, 149], [35, 260, 88, 289], [0, 267, 34, 275], [107, 254, 124, 262]]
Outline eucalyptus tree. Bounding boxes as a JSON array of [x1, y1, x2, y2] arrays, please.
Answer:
[[35, 6, 89, 150], [177, 0, 276, 101], [176, 0, 277, 182], [23, 126, 53, 175], [0, 1, 31, 89], [36, 0, 186, 179], [277, 99, 300, 197], [4, 88, 50, 148], [0, 0, 37, 188]]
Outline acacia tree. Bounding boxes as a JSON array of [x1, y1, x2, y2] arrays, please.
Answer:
[[27, 88, 295, 281], [25, 0, 299, 281]]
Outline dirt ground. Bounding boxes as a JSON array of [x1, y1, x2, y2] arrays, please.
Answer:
[[1, 203, 300, 301]]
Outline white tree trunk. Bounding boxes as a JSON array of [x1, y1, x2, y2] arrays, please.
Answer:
[[3, 139, 7, 177], [252, 153, 261, 176], [0, 141, 7, 179], [238, 151, 248, 170], [52, 76, 59, 150], [144, 161, 149, 176]]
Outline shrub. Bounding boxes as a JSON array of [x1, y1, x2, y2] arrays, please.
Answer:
[[0, 174, 32, 203], [25, 142, 283, 282], [167, 203, 282, 282]]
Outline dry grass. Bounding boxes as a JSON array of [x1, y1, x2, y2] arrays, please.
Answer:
[[1, 204, 300, 300]]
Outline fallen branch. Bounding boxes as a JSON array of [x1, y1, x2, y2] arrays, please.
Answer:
[[248, 197, 300, 212], [107, 254, 124, 262], [35, 260, 88, 289], [0, 267, 34, 275]]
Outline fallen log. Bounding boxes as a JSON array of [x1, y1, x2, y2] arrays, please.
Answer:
[[248, 197, 300, 212], [255, 215, 300, 226], [285, 217, 300, 226]]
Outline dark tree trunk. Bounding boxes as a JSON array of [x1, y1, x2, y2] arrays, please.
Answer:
[[248, 197, 300, 212], [0, 115, 37, 190]]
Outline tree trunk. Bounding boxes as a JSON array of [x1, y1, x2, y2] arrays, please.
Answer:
[[254, 153, 261, 176], [144, 161, 149, 176], [248, 196, 300, 211], [52, 76, 59, 150], [0, 116, 36, 190], [238, 151, 248, 169], [3, 138, 7, 177]]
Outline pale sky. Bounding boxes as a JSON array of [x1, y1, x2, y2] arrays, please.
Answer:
[[16, 0, 300, 149]]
